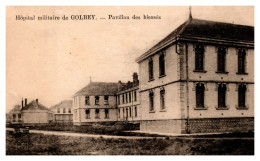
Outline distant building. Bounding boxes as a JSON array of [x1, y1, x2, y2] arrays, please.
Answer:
[[8, 98, 53, 125], [50, 100, 73, 123], [117, 73, 141, 123], [135, 17, 254, 133], [73, 82, 118, 125]]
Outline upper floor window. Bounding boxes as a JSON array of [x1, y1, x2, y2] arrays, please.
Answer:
[[104, 95, 109, 105], [126, 94, 128, 103], [159, 54, 165, 77], [217, 47, 227, 73], [95, 96, 100, 105], [134, 91, 137, 102], [238, 84, 247, 108], [237, 49, 246, 74], [196, 84, 205, 108], [63, 108, 66, 113], [129, 92, 131, 102], [218, 84, 227, 108], [85, 96, 90, 105], [195, 44, 205, 71], [105, 109, 109, 118], [149, 91, 154, 112], [85, 109, 90, 119], [95, 109, 100, 118], [57, 108, 60, 113], [160, 89, 166, 110], [148, 58, 154, 80]]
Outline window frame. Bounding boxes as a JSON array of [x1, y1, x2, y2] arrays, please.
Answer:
[[148, 58, 154, 81], [149, 91, 155, 112], [95, 96, 100, 105], [85, 109, 90, 119], [194, 44, 206, 72], [159, 53, 166, 77]]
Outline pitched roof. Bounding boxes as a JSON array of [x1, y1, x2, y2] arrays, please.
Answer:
[[75, 82, 118, 96], [9, 105, 22, 113], [22, 100, 50, 111], [50, 100, 72, 110], [136, 18, 254, 62]]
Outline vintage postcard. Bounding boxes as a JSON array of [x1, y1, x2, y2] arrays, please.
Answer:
[[6, 6, 254, 155]]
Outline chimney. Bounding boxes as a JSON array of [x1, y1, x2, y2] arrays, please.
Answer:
[[36, 99, 38, 104], [133, 72, 139, 86], [25, 98, 27, 106], [118, 81, 122, 91], [21, 98, 24, 109]]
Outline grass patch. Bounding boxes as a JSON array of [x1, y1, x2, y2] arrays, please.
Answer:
[[6, 133, 254, 155]]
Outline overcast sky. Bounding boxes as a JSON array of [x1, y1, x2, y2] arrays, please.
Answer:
[[6, 6, 254, 112]]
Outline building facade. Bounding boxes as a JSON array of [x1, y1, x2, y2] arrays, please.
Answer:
[[73, 82, 118, 125], [117, 73, 142, 123], [136, 17, 254, 134], [8, 98, 53, 125], [50, 100, 73, 123]]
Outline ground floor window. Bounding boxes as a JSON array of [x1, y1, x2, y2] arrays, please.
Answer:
[[85, 109, 90, 119], [238, 84, 246, 108], [105, 109, 109, 118], [196, 83, 205, 108], [95, 109, 100, 119], [135, 106, 137, 117], [218, 84, 227, 108]]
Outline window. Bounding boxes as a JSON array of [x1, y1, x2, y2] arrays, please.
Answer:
[[129, 107, 132, 117], [238, 85, 246, 108], [95, 96, 99, 105], [85, 109, 90, 119], [95, 109, 100, 118], [85, 96, 90, 105], [63, 108, 66, 113], [118, 109, 120, 118], [126, 94, 128, 103], [218, 84, 227, 108], [118, 95, 120, 105], [105, 109, 109, 118], [122, 94, 125, 104], [68, 108, 71, 113], [13, 114, 16, 122], [134, 91, 137, 102], [238, 49, 246, 74], [18, 114, 22, 122], [135, 106, 137, 117], [217, 47, 226, 73], [148, 59, 154, 80], [129, 92, 131, 102], [126, 108, 128, 118], [104, 95, 109, 105], [57, 108, 60, 113], [160, 89, 165, 110], [123, 108, 125, 118], [159, 54, 165, 77], [196, 84, 205, 108], [195, 44, 205, 71], [149, 91, 154, 111]]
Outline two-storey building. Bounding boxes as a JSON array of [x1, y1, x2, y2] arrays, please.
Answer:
[[73, 82, 118, 125], [50, 100, 73, 123], [117, 73, 141, 123], [136, 16, 254, 134]]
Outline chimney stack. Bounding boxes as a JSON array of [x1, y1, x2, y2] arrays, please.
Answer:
[[36, 99, 38, 104], [21, 98, 24, 109], [25, 98, 27, 106], [133, 72, 139, 86]]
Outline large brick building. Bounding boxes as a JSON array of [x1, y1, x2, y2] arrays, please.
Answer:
[[135, 16, 254, 133]]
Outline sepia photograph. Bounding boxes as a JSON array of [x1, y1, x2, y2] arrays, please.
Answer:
[[5, 6, 254, 155]]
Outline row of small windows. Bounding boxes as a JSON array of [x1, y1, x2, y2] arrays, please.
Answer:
[[57, 108, 72, 113], [12, 114, 22, 122], [118, 91, 137, 105], [195, 83, 247, 109], [118, 106, 138, 118], [194, 45, 247, 74], [85, 109, 110, 119], [148, 46, 248, 81], [84, 96, 109, 105], [149, 89, 166, 112]]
